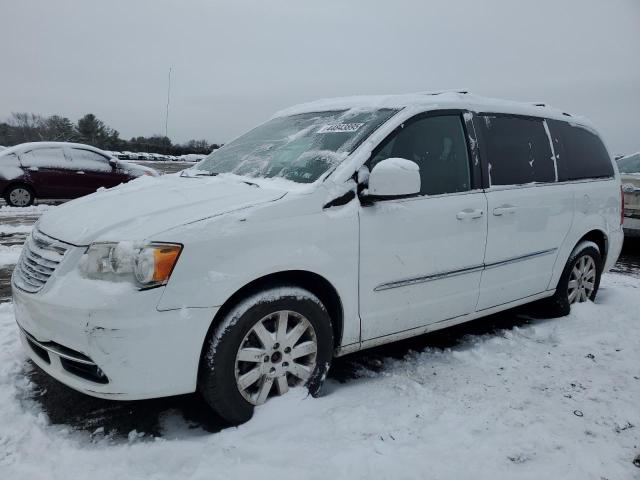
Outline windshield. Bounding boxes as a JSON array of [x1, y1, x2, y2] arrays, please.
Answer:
[[195, 109, 398, 183], [617, 154, 640, 174]]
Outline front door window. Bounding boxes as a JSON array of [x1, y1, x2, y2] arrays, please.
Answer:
[[370, 115, 471, 196]]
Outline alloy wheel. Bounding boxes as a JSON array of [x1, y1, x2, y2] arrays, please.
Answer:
[[234, 310, 318, 405], [567, 254, 596, 304]]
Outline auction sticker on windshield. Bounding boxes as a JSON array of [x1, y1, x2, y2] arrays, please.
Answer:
[[317, 123, 364, 133]]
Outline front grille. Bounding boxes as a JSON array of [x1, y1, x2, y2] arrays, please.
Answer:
[[13, 228, 69, 293]]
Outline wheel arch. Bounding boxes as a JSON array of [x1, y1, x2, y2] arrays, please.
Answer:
[[3, 180, 38, 199], [577, 229, 608, 261], [198, 269, 344, 369], [548, 228, 609, 292]]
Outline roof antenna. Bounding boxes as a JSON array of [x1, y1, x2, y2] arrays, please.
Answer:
[[165, 66, 172, 138]]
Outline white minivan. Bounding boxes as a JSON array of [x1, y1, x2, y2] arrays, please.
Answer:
[[12, 92, 624, 424]]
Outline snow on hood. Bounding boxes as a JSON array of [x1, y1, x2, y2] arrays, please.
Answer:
[[37, 174, 287, 245], [117, 160, 159, 177]]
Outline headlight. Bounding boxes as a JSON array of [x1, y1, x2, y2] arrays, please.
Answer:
[[80, 241, 182, 288]]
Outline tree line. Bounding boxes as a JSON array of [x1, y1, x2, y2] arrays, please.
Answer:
[[0, 112, 220, 155]]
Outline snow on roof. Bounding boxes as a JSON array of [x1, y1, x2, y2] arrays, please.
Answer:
[[272, 91, 592, 127], [0, 141, 111, 157]]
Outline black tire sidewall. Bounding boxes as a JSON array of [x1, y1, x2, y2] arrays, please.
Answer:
[[554, 244, 603, 314], [199, 288, 333, 425], [5, 185, 34, 207]]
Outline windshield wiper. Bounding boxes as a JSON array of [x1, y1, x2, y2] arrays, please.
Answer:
[[240, 179, 259, 187]]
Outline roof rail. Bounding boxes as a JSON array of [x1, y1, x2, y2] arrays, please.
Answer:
[[418, 89, 470, 96], [531, 102, 573, 117]]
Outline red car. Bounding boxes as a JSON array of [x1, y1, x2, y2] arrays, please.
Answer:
[[0, 142, 158, 207]]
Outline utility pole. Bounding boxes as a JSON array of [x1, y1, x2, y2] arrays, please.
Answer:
[[165, 67, 172, 139]]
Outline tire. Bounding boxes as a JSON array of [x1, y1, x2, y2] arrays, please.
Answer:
[[198, 286, 334, 425], [4, 184, 34, 207], [542, 241, 603, 317]]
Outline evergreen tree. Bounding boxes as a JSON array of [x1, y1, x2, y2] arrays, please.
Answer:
[[43, 115, 77, 142]]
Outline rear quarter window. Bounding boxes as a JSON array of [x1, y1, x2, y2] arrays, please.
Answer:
[[547, 120, 613, 181]]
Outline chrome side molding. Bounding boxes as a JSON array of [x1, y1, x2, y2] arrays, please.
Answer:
[[19, 326, 97, 365], [375, 248, 558, 292]]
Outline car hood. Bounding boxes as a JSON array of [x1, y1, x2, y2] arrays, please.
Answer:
[[37, 174, 287, 245], [117, 160, 159, 177]]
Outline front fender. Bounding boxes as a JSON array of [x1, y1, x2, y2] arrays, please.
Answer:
[[156, 197, 360, 346]]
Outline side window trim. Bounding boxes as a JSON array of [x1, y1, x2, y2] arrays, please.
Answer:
[[542, 119, 559, 182], [461, 112, 483, 190], [366, 109, 477, 199]]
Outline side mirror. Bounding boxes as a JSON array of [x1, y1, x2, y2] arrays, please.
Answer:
[[367, 158, 420, 197]]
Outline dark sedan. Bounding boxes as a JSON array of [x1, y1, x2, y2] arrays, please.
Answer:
[[0, 142, 158, 206]]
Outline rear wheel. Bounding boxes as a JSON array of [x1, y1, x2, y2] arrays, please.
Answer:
[[542, 241, 603, 316], [5, 185, 34, 207], [567, 254, 598, 304], [198, 286, 333, 425]]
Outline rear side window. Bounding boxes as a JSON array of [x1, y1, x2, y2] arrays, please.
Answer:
[[547, 120, 613, 181], [478, 115, 556, 186]]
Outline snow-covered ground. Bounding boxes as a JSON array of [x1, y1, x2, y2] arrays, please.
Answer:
[[0, 204, 53, 217], [0, 277, 638, 479], [0, 206, 639, 479], [0, 244, 23, 267]]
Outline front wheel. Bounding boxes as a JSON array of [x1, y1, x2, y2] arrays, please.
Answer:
[[5, 185, 34, 207], [198, 286, 333, 425], [543, 241, 603, 317]]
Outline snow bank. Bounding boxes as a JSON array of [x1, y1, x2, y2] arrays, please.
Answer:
[[0, 205, 55, 216], [0, 274, 639, 479], [0, 245, 22, 266], [0, 224, 33, 235]]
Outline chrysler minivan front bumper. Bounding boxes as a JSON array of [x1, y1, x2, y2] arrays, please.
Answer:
[[13, 279, 217, 400]]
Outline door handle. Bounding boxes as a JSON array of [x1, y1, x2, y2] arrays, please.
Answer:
[[76, 171, 85, 174], [456, 208, 484, 220], [493, 205, 517, 216]]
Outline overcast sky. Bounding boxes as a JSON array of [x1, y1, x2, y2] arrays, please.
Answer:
[[2, 0, 639, 154]]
